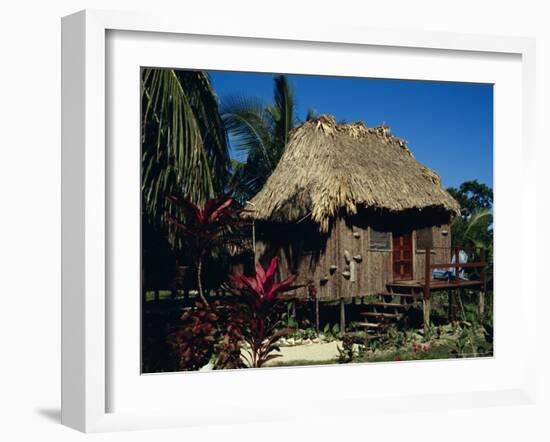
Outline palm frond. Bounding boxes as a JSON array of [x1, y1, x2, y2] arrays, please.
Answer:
[[221, 75, 299, 202], [141, 68, 230, 238], [271, 75, 297, 159], [221, 96, 274, 166], [464, 208, 493, 238], [177, 71, 230, 190]]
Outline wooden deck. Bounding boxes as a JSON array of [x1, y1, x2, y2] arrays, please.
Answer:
[[389, 246, 487, 328], [389, 278, 484, 291]]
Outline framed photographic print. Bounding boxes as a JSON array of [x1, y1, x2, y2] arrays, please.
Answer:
[[61, 9, 537, 432]]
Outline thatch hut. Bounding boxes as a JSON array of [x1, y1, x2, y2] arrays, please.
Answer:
[[247, 115, 461, 301]]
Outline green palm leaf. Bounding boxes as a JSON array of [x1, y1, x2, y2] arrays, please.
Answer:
[[221, 75, 298, 202], [464, 208, 492, 238], [141, 68, 230, 233]]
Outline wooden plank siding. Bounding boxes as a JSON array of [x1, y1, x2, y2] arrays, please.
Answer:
[[257, 220, 452, 300]]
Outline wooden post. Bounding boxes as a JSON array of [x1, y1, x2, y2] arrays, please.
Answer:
[[339, 298, 346, 334], [423, 247, 431, 328], [479, 247, 487, 317]]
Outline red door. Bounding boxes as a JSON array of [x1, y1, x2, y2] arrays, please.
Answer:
[[393, 232, 413, 280]]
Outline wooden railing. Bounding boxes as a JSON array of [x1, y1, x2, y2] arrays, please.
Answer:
[[423, 246, 487, 301]]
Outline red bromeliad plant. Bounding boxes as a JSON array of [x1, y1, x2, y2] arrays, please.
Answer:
[[229, 257, 297, 368], [167, 195, 246, 307]]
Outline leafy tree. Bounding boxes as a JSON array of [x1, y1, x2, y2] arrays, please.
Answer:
[[221, 75, 298, 201], [447, 180, 493, 249], [447, 180, 493, 219], [451, 208, 493, 250]]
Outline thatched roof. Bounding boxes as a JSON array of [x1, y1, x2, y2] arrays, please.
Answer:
[[247, 115, 460, 232]]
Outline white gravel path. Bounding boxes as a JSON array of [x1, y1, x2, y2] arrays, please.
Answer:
[[265, 341, 342, 366]]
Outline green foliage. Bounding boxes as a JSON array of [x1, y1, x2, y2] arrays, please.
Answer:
[[448, 180, 494, 286], [281, 302, 298, 329], [337, 333, 367, 363], [351, 322, 492, 364], [422, 323, 438, 342], [451, 208, 493, 250], [221, 75, 299, 201], [285, 327, 320, 343], [141, 68, 230, 233], [385, 325, 408, 348], [449, 322, 489, 358], [447, 180, 493, 219]]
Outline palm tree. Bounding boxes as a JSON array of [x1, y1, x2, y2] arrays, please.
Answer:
[[221, 75, 298, 201], [141, 68, 230, 230], [452, 208, 492, 249], [451, 208, 493, 284]]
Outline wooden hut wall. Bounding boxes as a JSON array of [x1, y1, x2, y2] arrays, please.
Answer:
[[256, 222, 342, 300], [312, 219, 392, 299], [258, 220, 452, 299], [305, 224, 340, 300], [330, 220, 392, 299]]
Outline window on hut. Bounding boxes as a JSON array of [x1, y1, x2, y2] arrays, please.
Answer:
[[416, 227, 434, 250], [368, 228, 392, 251]]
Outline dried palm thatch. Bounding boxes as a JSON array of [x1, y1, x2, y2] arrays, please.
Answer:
[[247, 115, 460, 232]]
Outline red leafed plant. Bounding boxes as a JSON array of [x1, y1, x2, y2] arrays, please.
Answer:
[[167, 195, 246, 307], [229, 257, 297, 368], [214, 303, 247, 370], [167, 302, 219, 371], [168, 300, 247, 372]]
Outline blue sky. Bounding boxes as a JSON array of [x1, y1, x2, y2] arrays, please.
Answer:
[[208, 71, 493, 190]]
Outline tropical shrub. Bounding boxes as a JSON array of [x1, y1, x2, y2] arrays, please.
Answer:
[[167, 302, 219, 371], [167, 195, 246, 306], [214, 302, 247, 370], [229, 257, 297, 368], [337, 333, 366, 363]]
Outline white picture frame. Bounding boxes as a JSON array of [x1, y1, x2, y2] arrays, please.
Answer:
[[61, 9, 537, 433]]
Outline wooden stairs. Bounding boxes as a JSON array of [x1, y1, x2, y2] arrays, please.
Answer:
[[356, 284, 424, 340]]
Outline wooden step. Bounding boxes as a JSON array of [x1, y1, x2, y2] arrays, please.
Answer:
[[356, 322, 385, 329], [361, 311, 401, 319]]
